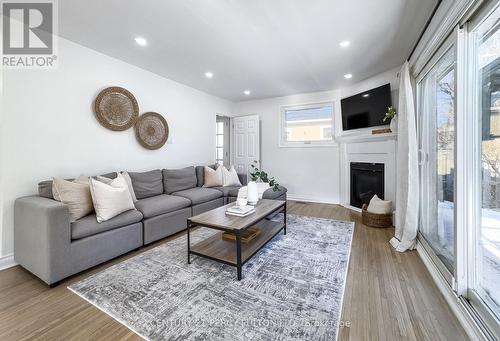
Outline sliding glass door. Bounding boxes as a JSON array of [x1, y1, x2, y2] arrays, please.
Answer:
[[470, 3, 500, 327], [416, 2, 500, 336], [418, 43, 456, 278]]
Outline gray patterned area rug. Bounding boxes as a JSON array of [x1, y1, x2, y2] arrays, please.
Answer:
[[69, 214, 354, 341]]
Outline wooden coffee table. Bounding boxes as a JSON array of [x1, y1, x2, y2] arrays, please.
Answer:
[[187, 199, 286, 280]]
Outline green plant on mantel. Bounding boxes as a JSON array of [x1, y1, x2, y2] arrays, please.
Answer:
[[249, 160, 280, 191], [383, 106, 397, 123]]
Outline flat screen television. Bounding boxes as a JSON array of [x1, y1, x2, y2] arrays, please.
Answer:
[[341, 83, 392, 131]]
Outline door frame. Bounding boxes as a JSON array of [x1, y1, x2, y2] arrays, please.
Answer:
[[462, 2, 500, 335], [216, 115, 231, 166]]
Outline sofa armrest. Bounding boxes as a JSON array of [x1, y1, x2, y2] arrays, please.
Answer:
[[14, 196, 71, 285], [238, 173, 248, 186], [262, 185, 287, 200]]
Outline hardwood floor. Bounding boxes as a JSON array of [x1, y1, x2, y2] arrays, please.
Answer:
[[0, 201, 468, 340]]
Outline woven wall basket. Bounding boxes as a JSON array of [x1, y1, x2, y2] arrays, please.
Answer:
[[361, 204, 393, 228], [94, 87, 139, 131], [135, 112, 169, 150]]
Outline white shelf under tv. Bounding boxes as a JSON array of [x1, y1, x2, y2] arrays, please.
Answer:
[[336, 131, 397, 143]]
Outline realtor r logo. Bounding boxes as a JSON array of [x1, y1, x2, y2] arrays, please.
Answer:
[[1, 1, 58, 68]]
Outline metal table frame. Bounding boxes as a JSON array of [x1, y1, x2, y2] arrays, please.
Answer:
[[187, 202, 286, 280]]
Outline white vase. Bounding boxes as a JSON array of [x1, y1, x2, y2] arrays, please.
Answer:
[[247, 181, 259, 205], [390, 115, 398, 133], [256, 182, 270, 198]]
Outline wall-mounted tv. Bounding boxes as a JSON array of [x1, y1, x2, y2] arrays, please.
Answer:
[[341, 83, 392, 131]]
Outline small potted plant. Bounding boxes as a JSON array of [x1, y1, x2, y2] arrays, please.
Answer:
[[383, 106, 397, 133], [249, 161, 280, 191]]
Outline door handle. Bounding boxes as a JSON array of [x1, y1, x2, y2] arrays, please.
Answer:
[[418, 149, 427, 165]]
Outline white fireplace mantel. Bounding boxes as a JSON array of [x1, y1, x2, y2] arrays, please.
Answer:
[[339, 137, 397, 212]]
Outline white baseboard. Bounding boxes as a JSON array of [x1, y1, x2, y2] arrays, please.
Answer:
[[286, 194, 339, 205], [341, 204, 362, 212], [0, 254, 16, 271], [416, 241, 490, 341]]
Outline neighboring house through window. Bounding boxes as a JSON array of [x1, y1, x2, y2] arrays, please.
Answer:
[[280, 102, 335, 147]]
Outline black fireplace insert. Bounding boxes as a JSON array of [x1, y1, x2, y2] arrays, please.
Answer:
[[350, 162, 384, 208]]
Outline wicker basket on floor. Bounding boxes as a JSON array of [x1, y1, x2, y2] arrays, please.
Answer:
[[361, 204, 392, 228]]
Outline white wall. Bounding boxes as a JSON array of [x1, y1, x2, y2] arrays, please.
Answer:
[[0, 37, 232, 258], [233, 67, 400, 204]]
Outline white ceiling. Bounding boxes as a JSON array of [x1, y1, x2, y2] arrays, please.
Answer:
[[59, 0, 437, 101]]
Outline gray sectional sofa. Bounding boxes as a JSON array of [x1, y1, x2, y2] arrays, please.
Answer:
[[14, 165, 287, 286]]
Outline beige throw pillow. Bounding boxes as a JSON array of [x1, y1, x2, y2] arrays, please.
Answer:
[[203, 165, 223, 187], [222, 166, 241, 186], [89, 173, 135, 223], [52, 175, 89, 201], [52, 176, 94, 222]]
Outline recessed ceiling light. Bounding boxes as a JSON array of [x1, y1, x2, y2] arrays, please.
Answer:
[[362, 93, 370, 98], [205, 71, 214, 79], [134, 37, 147, 46], [339, 40, 350, 47], [344, 73, 353, 79], [244, 90, 251, 95]]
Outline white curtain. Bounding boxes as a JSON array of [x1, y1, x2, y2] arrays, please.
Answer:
[[390, 61, 419, 252]]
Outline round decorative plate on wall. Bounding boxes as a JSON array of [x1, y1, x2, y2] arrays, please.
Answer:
[[135, 112, 169, 150], [94, 87, 139, 131]]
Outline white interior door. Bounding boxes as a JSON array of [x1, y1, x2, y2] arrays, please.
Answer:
[[232, 115, 260, 179]]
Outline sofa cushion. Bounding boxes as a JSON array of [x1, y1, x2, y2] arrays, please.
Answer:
[[238, 173, 248, 186], [71, 209, 143, 240], [135, 194, 191, 219], [101, 172, 118, 180], [262, 186, 288, 200], [163, 167, 197, 194], [227, 187, 242, 197], [38, 172, 117, 199], [128, 169, 163, 199], [213, 186, 242, 197], [120, 171, 138, 202], [172, 187, 223, 205], [38, 180, 55, 199], [195, 164, 216, 187], [226, 185, 287, 199]]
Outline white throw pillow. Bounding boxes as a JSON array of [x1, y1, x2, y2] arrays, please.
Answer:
[[367, 195, 392, 214], [120, 171, 138, 203], [89, 173, 135, 223], [52, 176, 94, 222], [98, 173, 137, 203], [222, 166, 242, 187], [203, 165, 223, 187]]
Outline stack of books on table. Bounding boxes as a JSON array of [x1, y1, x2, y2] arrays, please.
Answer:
[[226, 205, 255, 217]]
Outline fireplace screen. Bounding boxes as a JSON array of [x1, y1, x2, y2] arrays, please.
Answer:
[[350, 162, 384, 208]]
